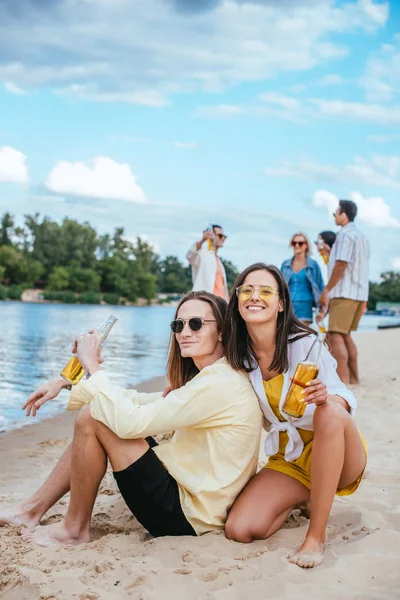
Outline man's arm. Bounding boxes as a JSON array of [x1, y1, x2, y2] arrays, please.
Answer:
[[319, 260, 347, 309]]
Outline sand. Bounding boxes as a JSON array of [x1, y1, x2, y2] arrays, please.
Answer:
[[1, 331, 399, 599]]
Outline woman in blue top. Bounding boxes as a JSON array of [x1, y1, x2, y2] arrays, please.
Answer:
[[281, 232, 324, 324]]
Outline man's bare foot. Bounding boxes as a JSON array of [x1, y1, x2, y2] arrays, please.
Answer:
[[288, 536, 324, 568], [21, 521, 91, 547], [0, 505, 40, 529]]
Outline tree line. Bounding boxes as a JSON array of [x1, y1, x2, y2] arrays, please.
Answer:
[[0, 212, 239, 304], [0, 212, 398, 308]]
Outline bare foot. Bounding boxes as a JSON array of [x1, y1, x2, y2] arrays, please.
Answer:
[[0, 505, 40, 529], [288, 536, 324, 568], [21, 521, 91, 547]]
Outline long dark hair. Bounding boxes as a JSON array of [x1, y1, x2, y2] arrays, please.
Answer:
[[167, 291, 227, 390], [223, 263, 315, 374]]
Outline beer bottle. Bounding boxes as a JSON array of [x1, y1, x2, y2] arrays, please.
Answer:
[[282, 334, 325, 419], [206, 224, 215, 251], [60, 315, 117, 385]]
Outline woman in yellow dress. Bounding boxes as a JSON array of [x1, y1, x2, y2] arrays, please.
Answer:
[[224, 263, 367, 568]]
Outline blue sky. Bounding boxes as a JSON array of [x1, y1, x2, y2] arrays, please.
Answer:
[[0, 0, 399, 280]]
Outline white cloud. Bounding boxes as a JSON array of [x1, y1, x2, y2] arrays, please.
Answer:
[[57, 84, 169, 107], [265, 155, 400, 190], [316, 74, 347, 86], [195, 104, 247, 118], [45, 157, 147, 203], [393, 257, 400, 270], [0, 0, 388, 104], [5, 81, 27, 95], [0, 146, 29, 184], [367, 133, 400, 143], [198, 94, 400, 125], [173, 141, 197, 149], [310, 99, 400, 124], [312, 190, 400, 228], [359, 35, 400, 102]]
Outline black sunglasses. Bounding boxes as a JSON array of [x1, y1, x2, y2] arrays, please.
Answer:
[[291, 241, 306, 247], [170, 317, 216, 334], [216, 233, 227, 240]]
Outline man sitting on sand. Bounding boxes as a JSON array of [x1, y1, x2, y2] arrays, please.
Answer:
[[0, 292, 262, 546]]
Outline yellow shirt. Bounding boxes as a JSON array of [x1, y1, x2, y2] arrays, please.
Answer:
[[68, 358, 262, 535]]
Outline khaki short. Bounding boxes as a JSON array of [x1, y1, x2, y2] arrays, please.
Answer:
[[328, 298, 364, 335]]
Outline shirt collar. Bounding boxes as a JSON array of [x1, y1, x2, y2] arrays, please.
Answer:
[[341, 222, 356, 232]]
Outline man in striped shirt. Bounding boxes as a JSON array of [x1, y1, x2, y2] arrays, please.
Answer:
[[319, 200, 370, 384]]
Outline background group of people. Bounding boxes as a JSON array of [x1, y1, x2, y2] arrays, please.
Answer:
[[187, 199, 370, 386]]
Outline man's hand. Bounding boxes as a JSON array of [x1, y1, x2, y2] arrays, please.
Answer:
[[72, 329, 104, 376], [22, 377, 68, 417], [319, 288, 330, 312]]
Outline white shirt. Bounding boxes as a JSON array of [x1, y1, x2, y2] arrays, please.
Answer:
[[248, 334, 357, 462], [186, 243, 229, 301], [328, 222, 370, 301]]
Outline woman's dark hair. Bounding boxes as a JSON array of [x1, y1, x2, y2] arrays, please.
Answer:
[[167, 291, 227, 390], [223, 263, 315, 375], [339, 199, 357, 222], [319, 230, 336, 249]]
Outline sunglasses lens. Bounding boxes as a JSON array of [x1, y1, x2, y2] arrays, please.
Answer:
[[238, 285, 253, 300], [189, 317, 203, 331], [259, 286, 275, 299], [170, 319, 183, 334]]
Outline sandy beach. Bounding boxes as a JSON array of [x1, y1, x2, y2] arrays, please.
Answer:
[[1, 330, 399, 600]]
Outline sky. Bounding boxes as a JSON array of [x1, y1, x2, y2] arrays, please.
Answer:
[[0, 0, 399, 281]]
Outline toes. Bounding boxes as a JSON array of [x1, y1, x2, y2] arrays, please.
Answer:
[[21, 528, 35, 542]]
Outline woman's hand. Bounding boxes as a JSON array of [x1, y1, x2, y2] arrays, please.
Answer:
[[301, 378, 328, 406], [22, 377, 68, 417], [72, 329, 104, 376], [162, 385, 172, 398]]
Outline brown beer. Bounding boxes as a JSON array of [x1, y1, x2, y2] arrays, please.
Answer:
[[282, 362, 319, 418], [61, 356, 85, 385], [60, 315, 117, 386], [206, 224, 215, 251], [320, 252, 329, 265]]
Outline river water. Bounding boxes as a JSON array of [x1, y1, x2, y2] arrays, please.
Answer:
[[0, 302, 398, 432]]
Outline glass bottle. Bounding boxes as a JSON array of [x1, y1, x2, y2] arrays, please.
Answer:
[[282, 334, 325, 418], [312, 307, 327, 334], [60, 315, 117, 385], [317, 238, 329, 265], [206, 224, 215, 251]]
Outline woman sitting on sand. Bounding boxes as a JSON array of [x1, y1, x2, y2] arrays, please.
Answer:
[[0, 291, 262, 545], [223, 264, 367, 568]]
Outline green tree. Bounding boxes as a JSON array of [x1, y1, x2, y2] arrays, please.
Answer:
[[158, 256, 191, 293], [221, 258, 240, 293], [68, 265, 101, 293], [0, 212, 14, 246], [137, 272, 157, 301], [47, 266, 70, 291], [367, 271, 400, 309], [0, 245, 28, 284]]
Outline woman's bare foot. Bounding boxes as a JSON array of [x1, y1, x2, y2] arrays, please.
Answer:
[[288, 535, 324, 568], [0, 504, 41, 529], [21, 521, 91, 547]]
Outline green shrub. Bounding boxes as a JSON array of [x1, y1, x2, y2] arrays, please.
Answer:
[[79, 291, 101, 304], [43, 290, 78, 303], [0, 286, 6, 300], [103, 293, 120, 305], [6, 286, 23, 300]]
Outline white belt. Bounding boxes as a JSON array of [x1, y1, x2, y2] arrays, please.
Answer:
[[264, 420, 304, 463]]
